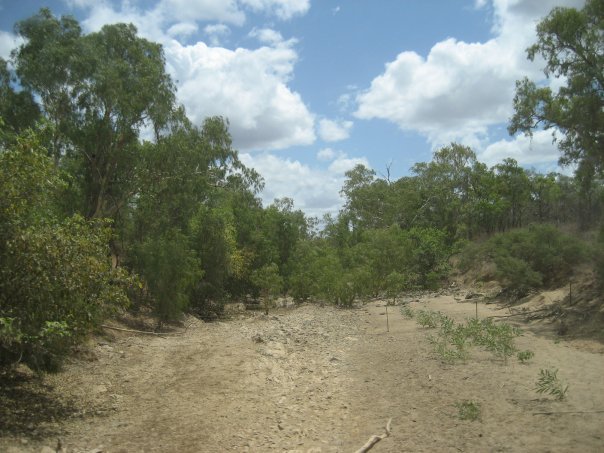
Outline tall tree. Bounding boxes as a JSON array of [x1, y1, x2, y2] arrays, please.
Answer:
[[509, 0, 603, 194], [13, 9, 176, 220]]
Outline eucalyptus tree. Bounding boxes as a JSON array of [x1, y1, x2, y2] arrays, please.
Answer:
[[12, 8, 176, 220], [509, 0, 603, 218]]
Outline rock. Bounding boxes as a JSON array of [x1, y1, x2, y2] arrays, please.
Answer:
[[15, 363, 35, 379], [40, 447, 55, 453]]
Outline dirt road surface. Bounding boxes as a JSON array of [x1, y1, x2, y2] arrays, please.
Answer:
[[2, 293, 604, 452]]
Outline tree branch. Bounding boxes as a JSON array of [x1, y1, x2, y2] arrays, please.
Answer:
[[354, 418, 392, 453]]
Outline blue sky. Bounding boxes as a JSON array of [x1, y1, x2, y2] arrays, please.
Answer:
[[0, 0, 584, 217]]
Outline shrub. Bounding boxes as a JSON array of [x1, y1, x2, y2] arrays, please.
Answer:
[[460, 225, 587, 293], [535, 368, 568, 400], [400, 305, 414, 319], [517, 350, 535, 364], [455, 400, 481, 421], [0, 134, 133, 370]]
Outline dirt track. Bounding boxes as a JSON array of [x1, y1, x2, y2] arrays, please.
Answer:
[[2, 294, 604, 452]]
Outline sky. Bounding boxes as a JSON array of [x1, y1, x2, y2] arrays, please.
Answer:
[[0, 0, 585, 218]]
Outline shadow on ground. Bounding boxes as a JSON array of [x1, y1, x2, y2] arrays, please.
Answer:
[[0, 367, 77, 439]]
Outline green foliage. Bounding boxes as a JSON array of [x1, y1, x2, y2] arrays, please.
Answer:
[[250, 263, 283, 314], [460, 225, 588, 294], [475, 319, 520, 364], [455, 401, 481, 421], [384, 272, 408, 304], [509, 0, 603, 217], [0, 132, 133, 369], [535, 368, 569, 400], [411, 311, 521, 365], [517, 350, 535, 364], [132, 230, 201, 322], [400, 305, 415, 319], [416, 310, 441, 329]]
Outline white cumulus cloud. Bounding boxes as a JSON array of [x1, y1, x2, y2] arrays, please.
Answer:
[[480, 129, 563, 168], [240, 150, 370, 217], [240, 0, 310, 20], [203, 24, 230, 45], [317, 147, 336, 161], [355, 0, 585, 155], [318, 118, 353, 142], [0, 30, 23, 60], [167, 40, 315, 150], [75, 0, 315, 151]]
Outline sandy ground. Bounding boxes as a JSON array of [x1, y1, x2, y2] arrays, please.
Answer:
[[1, 293, 604, 452]]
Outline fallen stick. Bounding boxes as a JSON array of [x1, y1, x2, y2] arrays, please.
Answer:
[[354, 418, 392, 453], [533, 410, 604, 416], [100, 324, 181, 337], [489, 307, 552, 319]]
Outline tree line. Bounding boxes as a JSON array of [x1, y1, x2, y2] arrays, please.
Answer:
[[0, 2, 602, 370]]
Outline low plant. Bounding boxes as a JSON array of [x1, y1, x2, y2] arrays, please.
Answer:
[[416, 309, 441, 328], [429, 333, 469, 363], [535, 368, 568, 400], [465, 318, 520, 364], [455, 400, 481, 421], [400, 305, 414, 319], [517, 350, 535, 364]]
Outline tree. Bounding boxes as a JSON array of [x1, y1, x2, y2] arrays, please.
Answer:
[[493, 158, 531, 230], [509, 0, 604, 197], [412, 144, 478, 240], [0, 128, 132, 370], [250, 263, 283, 315], [13, 9, 176, 220], [0, 59, 40, 140]]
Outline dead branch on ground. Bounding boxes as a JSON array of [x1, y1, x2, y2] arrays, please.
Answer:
[[354, 418, 392, 453], [532, 410, 604, 416], [100, 324, 179, 337]]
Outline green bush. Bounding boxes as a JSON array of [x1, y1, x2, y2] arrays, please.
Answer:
[[133, 230, 201, 322], [460, 225, 587, 293], [0, 134, 133, 370], [517, 350, 535, 363], [455, 400, 481, 421], [535, 368, 568, 400]]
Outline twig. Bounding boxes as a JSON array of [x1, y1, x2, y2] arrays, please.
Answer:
[[489, 307, 551, 319], [533, 410, 604, 416], [100, 324, 183, 338], [354, 418, 392, 453]]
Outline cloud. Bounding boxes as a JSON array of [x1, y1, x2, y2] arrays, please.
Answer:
[[328, 154, 369, 174], [76, 0, 315, 151], [158, 0, 245, 25], [240, 150, 370, 217], [203, 24, 230, 45], [355, 0, 584, 151], [239, 0, 310, 20], [0, 31, 23, 60], [317, 147, 336, 161], [318, 118, 353, 142], [480, 129, 563, 168], [168, 40, 315, 150], [168, 22, 199, 39], [249, 27, 286, 46]]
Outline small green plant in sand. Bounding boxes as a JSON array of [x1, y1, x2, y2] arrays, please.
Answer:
[[455, 400, 481, 421], [416, 309, 442, 328], [462, 318, 521, 364], [400, 305, 414, 319], [517, 350, 535, 364], [429, 332, 469, 363], [413, 310, 522, 365], [535, 368, 568, 401]]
